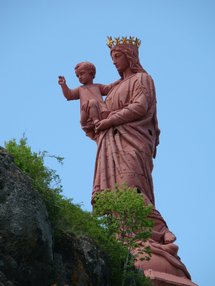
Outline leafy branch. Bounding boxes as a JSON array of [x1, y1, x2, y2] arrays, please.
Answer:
[[93, 185, 153, 286]]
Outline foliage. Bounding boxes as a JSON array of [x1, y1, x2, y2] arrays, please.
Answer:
[[124, 269, 153, 286], [93, 185, 153, 286], [94, 186, 153, 244], [4, 137, 153, 286], [5, 136, 64, 225]]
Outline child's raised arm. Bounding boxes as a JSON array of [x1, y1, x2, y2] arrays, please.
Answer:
[[58, 76, 79, 100]]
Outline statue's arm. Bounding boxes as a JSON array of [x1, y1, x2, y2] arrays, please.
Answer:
[[96, 75, 154, 131], [98, 80, 121, 96], [58, 76, 80, 100], [108, 74, 154, 126], [108, 90, 149, 126]]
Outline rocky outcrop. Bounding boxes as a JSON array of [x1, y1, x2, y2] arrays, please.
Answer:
[[53, 232, 110, 286], [0, 147, 110, 286], [0, 147, 53, 285]]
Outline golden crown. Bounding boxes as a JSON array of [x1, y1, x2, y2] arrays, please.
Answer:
[[106, 36, 141, 49]]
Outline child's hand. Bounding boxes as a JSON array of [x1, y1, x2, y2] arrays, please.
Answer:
[[58, 76, 66, 86], [95, 119, 113, 132]]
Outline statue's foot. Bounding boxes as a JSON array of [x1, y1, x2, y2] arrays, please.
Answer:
[[164, 231, 176, 244], [162, 242, 179, 255]]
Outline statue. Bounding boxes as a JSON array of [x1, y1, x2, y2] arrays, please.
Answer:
[[58, 61, 118, 140], [59, 37, 197, 286]]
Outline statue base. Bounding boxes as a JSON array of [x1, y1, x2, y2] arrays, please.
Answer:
[[144, 269, 198, 286]]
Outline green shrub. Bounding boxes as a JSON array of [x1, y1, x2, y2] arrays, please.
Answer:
[[93, 186, 153, 286], [5, 136, 64, 225]]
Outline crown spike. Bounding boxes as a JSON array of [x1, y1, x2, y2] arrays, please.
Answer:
[[128, 36, 134, 44], [135, 37, 141, 47], [114, 37, 121, 45], [107, 36, 114, 48], [122, 37, 128, 45]]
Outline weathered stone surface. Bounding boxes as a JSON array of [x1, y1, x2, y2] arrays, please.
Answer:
[[0, 147, 111, 286], [0, 147, 53, 285], [53, 232, 110, 286], [0, 270, 13, 286]]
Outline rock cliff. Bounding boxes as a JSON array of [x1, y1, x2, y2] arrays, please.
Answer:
[[0, 147, 110, 286]]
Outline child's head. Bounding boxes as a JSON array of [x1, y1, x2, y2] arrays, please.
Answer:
[[75, 62, 96, 85]]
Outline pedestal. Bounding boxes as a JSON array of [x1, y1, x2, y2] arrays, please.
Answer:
[[144, 269, 198, 286]]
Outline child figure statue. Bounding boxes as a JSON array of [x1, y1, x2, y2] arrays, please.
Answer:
[[58, 62, 117, 140]]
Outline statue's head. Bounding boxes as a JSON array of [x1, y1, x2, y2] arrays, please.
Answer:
[[107, 37, 146, 76], [74, 62, 96, 85], [75, 62, 96, 79]]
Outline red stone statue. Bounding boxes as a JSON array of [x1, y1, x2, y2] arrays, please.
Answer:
[[59, 36, 197, 286]]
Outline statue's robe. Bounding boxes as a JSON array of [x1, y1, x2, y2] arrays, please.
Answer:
[[92, 72, 192, 282]]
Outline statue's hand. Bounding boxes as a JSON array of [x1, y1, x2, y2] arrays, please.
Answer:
[[95, 119, 113, 132], [58, 75, 66, 86]]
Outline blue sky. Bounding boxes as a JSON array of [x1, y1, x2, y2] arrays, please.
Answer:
[[1, 1, 214, 285]]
